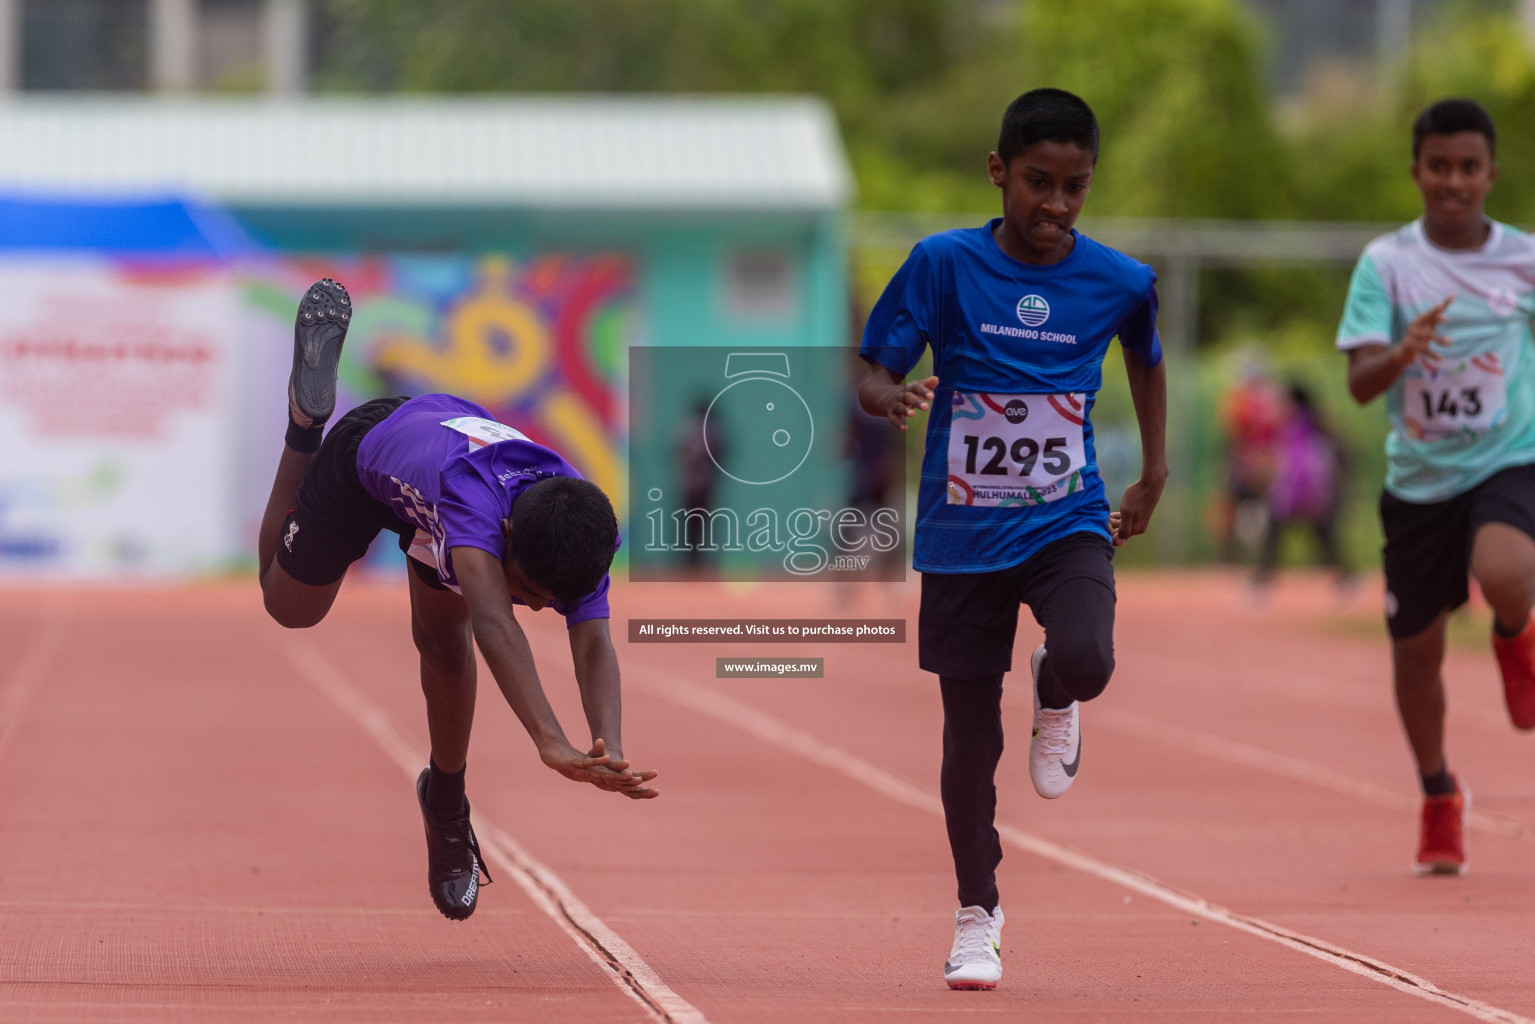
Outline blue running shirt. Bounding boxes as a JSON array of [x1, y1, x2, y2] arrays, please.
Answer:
[[861, 221, 1162, 573], [355, 393, 614, 626]]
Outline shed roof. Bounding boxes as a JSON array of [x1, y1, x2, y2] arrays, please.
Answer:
[[0, 96, 854, 212]]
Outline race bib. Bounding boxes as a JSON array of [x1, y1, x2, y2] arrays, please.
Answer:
[[1401, 353, 1508, 442], [441, 416, 528, 450], [946, 391, 1088, 507]]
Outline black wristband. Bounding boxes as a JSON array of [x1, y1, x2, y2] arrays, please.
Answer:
[[285, 419, 324, 454]]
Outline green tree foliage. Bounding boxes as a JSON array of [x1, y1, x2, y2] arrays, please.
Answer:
[[1010, 0, 1289, 218], [1284, 6, 1535, 224], [314, 0, 1535, 225], [312, 1, 1535, 337], [1403, 11, 1535, 225], [317, 1, 979, 111], [315, 0, 1005, 208]]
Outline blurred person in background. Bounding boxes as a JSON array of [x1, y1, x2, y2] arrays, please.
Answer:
[[675, 397, 724, 570], [1216, 356, 1283, 562], [1339, 98, 1535, 878], [1252, 383, 1352, 592], [834, 371, 903, 610]]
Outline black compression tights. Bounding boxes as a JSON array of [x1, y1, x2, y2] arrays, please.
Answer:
[[940, 673, 1007, 911], [939, 578, 1115, 909]]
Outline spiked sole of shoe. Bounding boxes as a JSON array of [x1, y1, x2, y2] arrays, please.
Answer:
[[946, 980, 998, 991], [289, 279, 352, 425]]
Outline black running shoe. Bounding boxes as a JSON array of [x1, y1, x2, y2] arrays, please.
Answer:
[[415, 767, 492, 921], [287, 278, 352, 429]]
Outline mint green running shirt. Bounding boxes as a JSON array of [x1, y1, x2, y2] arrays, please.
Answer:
[[1337, 219, 1535, 502]]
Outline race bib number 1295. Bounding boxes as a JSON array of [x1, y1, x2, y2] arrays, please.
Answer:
[[946, 391, 1088, 507]]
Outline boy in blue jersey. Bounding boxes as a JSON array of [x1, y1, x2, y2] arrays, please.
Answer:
[[858, 89, 1167, 990], [1338, 98, 1535, 876], [258, 280, 657, 923]]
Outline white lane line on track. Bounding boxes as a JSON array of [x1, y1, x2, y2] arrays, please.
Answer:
[[0, 601, 68, 761], [279, 635, 709, 1024], [632, 668, 1534, 1024], [1129, 648, 1519, 737], [1093, 706, 1535, 842], [867, 645, 1535, 841]]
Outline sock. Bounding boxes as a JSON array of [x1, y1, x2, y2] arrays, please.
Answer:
[[1421, 766, 1456, 797], [426, 757, 467, 814], [285, 417, 324, 454], [1035, 654, 1073, 710], [1494, 615, 1527, 639]]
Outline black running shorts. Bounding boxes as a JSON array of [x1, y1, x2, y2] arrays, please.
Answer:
[[918, 531, 1116, 678], [275, 396, 448, 591], [1380, 462, 1535, 639]]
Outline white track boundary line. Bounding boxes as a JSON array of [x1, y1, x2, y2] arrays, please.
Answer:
[[632, 668, 1533, 1024], [0, 601, 67, 761], [279, 635, 709, 1024], [1093, 706, 1535, 842]]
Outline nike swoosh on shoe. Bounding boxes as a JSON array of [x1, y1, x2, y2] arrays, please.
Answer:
[[1062, 735, 1081, 777]]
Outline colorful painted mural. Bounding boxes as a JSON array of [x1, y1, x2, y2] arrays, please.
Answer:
[[246, 253, 635, 514]]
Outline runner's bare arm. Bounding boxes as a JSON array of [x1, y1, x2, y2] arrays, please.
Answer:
[[1347, 297, 1454, 404], [450, 545, 624, 789], [1110, 347, 1168, 546], [859, 362, 940, 432], [568, 617, 658, 799]]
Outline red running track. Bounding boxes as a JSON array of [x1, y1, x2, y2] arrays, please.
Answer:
[[0, 572, 1532, 1023]]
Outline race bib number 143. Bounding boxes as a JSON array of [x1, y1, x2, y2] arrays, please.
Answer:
[[1401, 354, 1508, 442], [946, 391, 1088, 507]]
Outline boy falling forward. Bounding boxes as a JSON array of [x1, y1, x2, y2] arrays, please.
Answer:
[[859, 89, 1167, 990], [1338, 98, 1535, 875], [259, 280, 657, 921]]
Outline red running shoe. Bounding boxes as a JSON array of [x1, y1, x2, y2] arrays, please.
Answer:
[[1491, 616, 1535, 730], [1414, 775, 1469, 876]]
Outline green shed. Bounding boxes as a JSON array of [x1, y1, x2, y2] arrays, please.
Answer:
[[0, 96, 857, 550], [0, 96, 855, 352]]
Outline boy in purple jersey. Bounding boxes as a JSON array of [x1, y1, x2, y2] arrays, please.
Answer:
[[859, 90, 1167, 990], [258, 280, 656, 922]]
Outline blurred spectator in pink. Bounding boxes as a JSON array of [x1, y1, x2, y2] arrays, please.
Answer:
[[1254, 383, 1352, 588]]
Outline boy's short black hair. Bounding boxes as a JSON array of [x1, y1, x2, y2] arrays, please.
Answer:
[[1412, 98, 1496, 159], [506, 476, 618, 607], [998, 88, 1099, 165]]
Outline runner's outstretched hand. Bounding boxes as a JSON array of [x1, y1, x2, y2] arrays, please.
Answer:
[[880, 375, 939, 431], [540, 738, 658, 798], [1110, 475, 1166, 546], [586, 738, 659, 800], [1395, 297, 1454, 368]]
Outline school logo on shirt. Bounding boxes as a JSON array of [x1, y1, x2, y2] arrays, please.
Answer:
[[1487, 287, 1519, 319], [1016, 294, 1050, 327]]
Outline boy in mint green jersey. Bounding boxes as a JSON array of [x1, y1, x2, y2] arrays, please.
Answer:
[[1338, 98, 1535, 876]]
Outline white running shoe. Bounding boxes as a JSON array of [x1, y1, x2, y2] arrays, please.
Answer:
[[1029, 644, 1081, 799], [944, 905, 1004, 990]]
